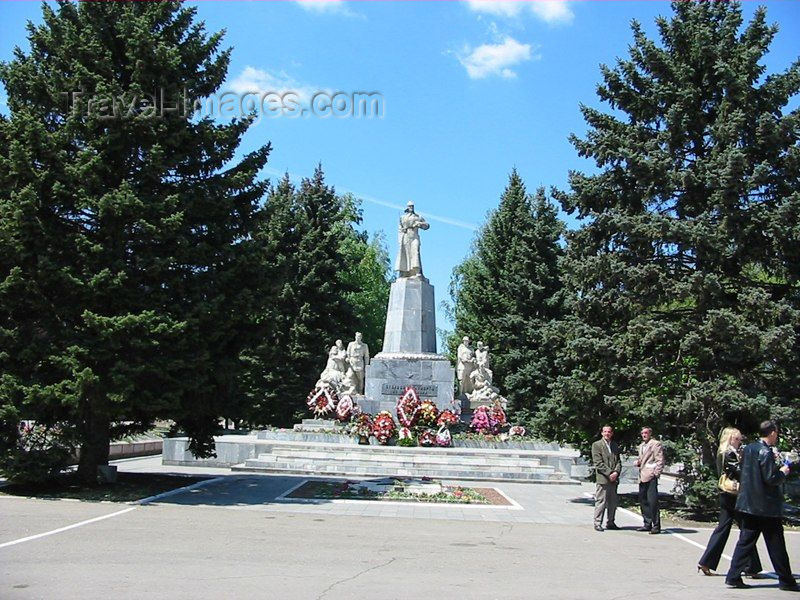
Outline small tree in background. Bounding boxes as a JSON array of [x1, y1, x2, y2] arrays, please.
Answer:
[[450, 170, 566, 415], [241, 171, 389, 426]]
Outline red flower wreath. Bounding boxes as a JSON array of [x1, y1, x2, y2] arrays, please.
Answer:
[[396, 386, 421, 427], [306, 385, 338, 417], [372, 411, 397, 445]]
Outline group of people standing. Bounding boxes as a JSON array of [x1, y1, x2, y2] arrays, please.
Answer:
[[591, 425, 664, 534], [591, 420, 797, 591]]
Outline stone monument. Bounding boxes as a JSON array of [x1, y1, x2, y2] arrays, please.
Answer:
[[362, 201, 456, 413]]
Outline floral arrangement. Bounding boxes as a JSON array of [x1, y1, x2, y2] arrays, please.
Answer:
[[416, 400, 439, 427], [372, 411, 397, 445], [418, 429, 436, 447], [336, 395, 354, 422], [435, 425, 452, 447], [490, 405, 507, 430], [508, 425, 526, 437], [396, 387, 421, 427], [397, 427, 416, 447], [437, 410, 459, 426], [469, 406, 492, 433], [352, 413, 373, 438], [306, 386, 338, 417]]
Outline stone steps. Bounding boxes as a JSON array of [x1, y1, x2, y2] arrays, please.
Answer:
[[231, 440, 578, 483], [251, 438, 562, 458], [246, 457, 553, 476], [265, 448, 543, 468]]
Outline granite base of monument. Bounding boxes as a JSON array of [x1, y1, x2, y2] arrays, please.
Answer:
[[382, 276, 437, 354], [363, 352, 455, 414]]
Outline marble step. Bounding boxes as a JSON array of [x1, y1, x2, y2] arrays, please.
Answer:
[[264, 448, 543, 467], [248, 453, 553, 474], [232, 461, 573, 483], [255, 439, 565, 460]]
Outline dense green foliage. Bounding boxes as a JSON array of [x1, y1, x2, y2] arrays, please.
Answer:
[[0, 1, 390, 481], [0, 1, 272, 481], [450, 170, 565, 414], [240, 172, 390, 427], [533, 1, 800, 508]]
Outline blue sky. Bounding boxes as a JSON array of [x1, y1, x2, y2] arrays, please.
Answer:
[[1, 1, 799, 347]]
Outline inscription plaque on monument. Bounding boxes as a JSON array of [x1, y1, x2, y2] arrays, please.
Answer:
[[381, 383, 439, 397]]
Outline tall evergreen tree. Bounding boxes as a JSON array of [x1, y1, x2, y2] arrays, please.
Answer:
[[0, 1, 271, 482], [243, 169, 363, 426], [338, 206, 391, 353], [535, 1, 800, 506], [450, 170, 565, 412]]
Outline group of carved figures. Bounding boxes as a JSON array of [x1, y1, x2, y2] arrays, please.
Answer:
[[316, 332, 371, 395], [456, 337, 507, 408]]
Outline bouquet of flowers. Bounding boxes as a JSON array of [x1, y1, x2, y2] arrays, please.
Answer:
[[416, 400, 439, 427], [397, 426, 416, 447], [372, 411, 397, 445], [508, 425, 526, 437], [470, 406, 492, 433], [306, 385, 338, 417], [435, 425, 452, 447], [352, 413, 373, 438], [418, 429, 436, 447], [437, 410, 459, 426], [490, 404, 507, 431], [336, 395, 354, 422], [396, 387, 421, 427]]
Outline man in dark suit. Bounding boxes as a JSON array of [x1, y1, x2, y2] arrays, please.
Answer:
[[591, 424, 622, 531], [725, 420, 797, 590]]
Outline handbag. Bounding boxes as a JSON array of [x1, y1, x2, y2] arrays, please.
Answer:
[[718, 473, 739, 495]]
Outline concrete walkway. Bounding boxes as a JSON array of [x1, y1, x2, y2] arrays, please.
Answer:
[[1, 454, 797, 599]]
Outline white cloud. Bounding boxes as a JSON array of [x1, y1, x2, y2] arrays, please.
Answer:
[[529, 1, 574, 24], [458, 36, 535, 79], [228, 66, 328, 105], [466, 1, 574, 25], [465, 0, 522, 17], [295, 0, 359, 17]]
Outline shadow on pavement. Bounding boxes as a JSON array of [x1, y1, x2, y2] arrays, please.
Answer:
[[145, 474, 343, 508]]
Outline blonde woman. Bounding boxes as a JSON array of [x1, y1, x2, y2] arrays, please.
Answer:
[[697, 427, 762, 576]]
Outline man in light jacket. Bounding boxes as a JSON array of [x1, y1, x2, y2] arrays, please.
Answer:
[[591, 425, 622, 531], [633, 426, 664, 534]]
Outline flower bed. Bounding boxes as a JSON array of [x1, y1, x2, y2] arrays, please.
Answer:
[[286, 478, 511, 505]]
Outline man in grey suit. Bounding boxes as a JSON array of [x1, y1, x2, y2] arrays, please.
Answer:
[[592, 425, 622, 531]]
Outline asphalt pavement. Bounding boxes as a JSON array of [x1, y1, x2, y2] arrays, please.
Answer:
[[1, 455, 798, 599]]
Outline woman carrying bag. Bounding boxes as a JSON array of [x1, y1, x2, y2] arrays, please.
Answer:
[[697, 427, 763, 577]]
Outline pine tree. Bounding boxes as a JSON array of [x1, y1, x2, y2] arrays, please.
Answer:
[[535, 1, 800, 506], [243, 169, 363, 426], [450, 170, 565, 412], [338, 196, 391, 354], [0, 1, 271, 482]]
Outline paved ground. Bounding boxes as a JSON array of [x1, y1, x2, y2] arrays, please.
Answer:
[[1, 455, 798, 599]]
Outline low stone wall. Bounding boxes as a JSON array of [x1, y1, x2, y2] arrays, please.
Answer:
[[163, 435, 261, 467], [109, 439, 163, 460]]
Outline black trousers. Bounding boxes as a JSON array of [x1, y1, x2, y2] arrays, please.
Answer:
[[639, 478, 660, 529], [726, 514, 795, 586], [698, 493, 762, 572]]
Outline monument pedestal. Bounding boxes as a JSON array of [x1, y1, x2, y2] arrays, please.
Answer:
[[363, 275, 455, 412], [364, 353, 455, 413], [382, 275, 437, 353]]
